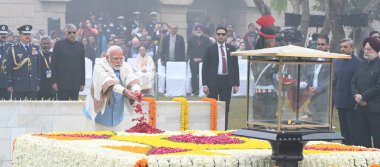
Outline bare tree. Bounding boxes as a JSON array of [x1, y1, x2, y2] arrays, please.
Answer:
[[299, 0, 310, 46], [319, 0, 332, 36], [329, 0, 348, 53], [364, 0, 380, 21], [354, 0, 380, 48], [253, 0, 271, 15], [319, 0, 347, 53], [290, 0, 302, 14]]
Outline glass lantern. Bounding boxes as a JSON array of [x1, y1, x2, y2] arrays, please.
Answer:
[[233, 45, 350, 133]]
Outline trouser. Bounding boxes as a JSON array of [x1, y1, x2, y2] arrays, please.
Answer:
[[12, 91, 37, 100], [190, 62, 200, 94], [252, 92, 278, 121], [0, 88, 10, 100], [337, 108, 358, 145], [57, 89, 79, 101], [37, 90, 56, 100], [208, 75, 232, 130], [310, 95, 329, 124], [357, 111, 380, 149]]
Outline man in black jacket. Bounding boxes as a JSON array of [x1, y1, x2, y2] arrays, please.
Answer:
[[358, 31, 380, 60], [187, 25, 211, 95], [37, 36, 55, 100], [202, 27, 239, 130], [160, 24, 185, 66], [51, 24, 85, 100], [333, 38, 359, 145], [351, 37, 380, 149]]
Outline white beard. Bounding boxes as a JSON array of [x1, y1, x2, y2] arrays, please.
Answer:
[[112, 65, 121, 70], [364, 54, 378, 61]]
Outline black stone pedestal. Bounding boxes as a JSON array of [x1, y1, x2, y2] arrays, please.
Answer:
[[233, 128, 343, 167]]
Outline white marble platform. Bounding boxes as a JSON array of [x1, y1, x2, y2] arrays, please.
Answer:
[[0, 100, 225, 167]]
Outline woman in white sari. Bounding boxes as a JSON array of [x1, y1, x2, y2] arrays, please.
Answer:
[[132, 45, 156, 95]]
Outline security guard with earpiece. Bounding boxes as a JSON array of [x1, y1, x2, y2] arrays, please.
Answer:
[[6, 25, 42, 100]]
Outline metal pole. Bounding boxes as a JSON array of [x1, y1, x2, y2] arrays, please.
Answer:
[[296, 62, 301, 121], [154, 73, 159, 100]]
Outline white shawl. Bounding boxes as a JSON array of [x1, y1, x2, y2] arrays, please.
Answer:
[[85, 57, 140, 120]]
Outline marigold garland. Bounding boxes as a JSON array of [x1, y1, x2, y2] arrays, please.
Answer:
[[202, 98, 218, 130], [172, 97, 189, 131], [304, 144, 380, 152], [143, 97, 157, 128], [134, 158, 148, 167]]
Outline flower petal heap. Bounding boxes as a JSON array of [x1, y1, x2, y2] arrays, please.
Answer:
[[149, 147, 188, 155], [126, 122, 164, 134], [167, 133, 243, 144]]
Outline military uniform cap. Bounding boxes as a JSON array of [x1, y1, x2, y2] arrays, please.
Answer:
[[256, 15, 276, 39], [0, 25, 8, 34], [133, 11, 141, 15], [17, 25, 32, 34], [117, 16, 125, 20]]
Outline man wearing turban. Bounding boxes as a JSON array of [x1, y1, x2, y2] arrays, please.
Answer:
[[351, 37, 380, 148]]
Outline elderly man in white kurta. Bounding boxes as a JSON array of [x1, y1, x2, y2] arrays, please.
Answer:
[[132, 45, 155, 95], [83, 45, 141, 127]]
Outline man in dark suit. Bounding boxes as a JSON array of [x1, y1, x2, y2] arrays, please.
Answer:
[[6, 25, 42, 100], [351, 37, 380, 148], [333, 38, 359, 145], [202, 27, 239, 130], [358, 31, 380, 60], [187, 25, 211, 95], [51, 24, 85, 100], [308, 35, 331, 123], [0, 24, 12, 100], [37, 36, 55, 100], [160, 24, 185, 66]]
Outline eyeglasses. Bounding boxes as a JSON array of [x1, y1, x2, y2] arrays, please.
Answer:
[[372, 36, 380, 39], [67, 31, 76, 35], [216, 33, 226, 36]]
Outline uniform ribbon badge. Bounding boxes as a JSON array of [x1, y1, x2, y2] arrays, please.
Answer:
[[31, 47, 38, 56]]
